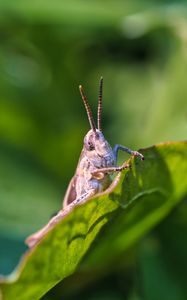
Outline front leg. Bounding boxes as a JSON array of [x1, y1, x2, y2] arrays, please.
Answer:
[[113, 144, 144, 161], [91, 162, 130, 177]]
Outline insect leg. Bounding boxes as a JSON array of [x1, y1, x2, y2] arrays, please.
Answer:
[[26, 189, 96, 248], [73, 189, 96, 205], [113, 144, 144, 161], [26, 209, 69, 248], [91, 162, 130, 177]]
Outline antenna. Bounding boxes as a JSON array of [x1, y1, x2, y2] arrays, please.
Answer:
[[97, 77, 103, 131], [79, 85, 96, 131]]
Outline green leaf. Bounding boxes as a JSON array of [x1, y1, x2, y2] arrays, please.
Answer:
[[0, 141, 187, 300]]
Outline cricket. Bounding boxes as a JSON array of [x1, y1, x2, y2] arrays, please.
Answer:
[[26, 77, 144, 248]]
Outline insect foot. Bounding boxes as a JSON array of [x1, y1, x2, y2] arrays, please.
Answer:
[[132, 151, 144, 160]]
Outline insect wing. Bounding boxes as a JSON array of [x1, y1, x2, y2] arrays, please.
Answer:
[[63, 176, 77, 208]]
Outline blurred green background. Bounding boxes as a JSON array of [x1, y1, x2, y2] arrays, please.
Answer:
[[0, 1, 187, 299]]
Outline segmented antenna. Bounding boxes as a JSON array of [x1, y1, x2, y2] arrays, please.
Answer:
[[97, 77, 103, 131], [79, 85, 96, 131]]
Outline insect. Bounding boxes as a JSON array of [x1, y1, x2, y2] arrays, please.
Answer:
[[26, 77, 144, 248]]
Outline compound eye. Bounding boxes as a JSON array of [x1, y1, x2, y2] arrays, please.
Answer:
[[87, 141, 95, 151], [84, 133, 95, 151], [84, 137, 95, 151]]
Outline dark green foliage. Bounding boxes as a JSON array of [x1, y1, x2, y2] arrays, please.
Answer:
[[0, 142, 187, 299], [0, 1, 187, 299]]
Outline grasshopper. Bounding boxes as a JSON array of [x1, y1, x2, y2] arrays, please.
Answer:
[[26, 77, 144, 248]]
